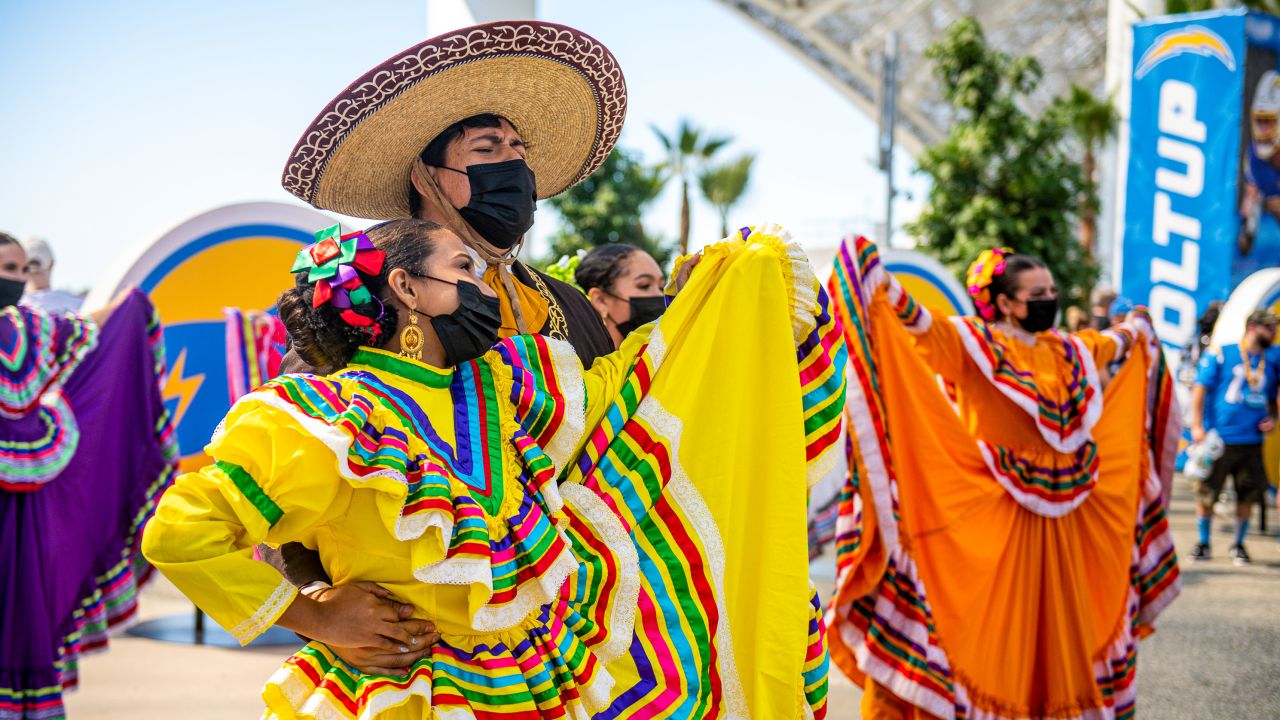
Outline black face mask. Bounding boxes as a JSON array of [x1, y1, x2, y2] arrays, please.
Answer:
[[613, 295, 667, 337], [1018, 297, 1060, 334], [420, 278, 502, 366], [0, 278, 25, 308], [1258, 333, 1275, 349], [1090, 314, 1111, 332], [442, 159, 537, 249]]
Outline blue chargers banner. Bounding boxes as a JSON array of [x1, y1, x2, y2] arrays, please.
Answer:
[[1122, 10, 1245, 352]]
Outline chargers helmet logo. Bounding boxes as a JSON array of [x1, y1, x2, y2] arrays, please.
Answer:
[[1135, 25, 1237, 79]]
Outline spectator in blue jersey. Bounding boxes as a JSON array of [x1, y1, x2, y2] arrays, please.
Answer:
[[1189, 309, 1280, 565]]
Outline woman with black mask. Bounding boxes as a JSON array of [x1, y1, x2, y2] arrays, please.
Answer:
[[827, 239, 1183, 720], [575, 243, 667, 349], [143, 219, 843, 719]]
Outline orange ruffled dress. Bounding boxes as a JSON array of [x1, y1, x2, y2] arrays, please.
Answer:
[[825, 237, 1181, 720]]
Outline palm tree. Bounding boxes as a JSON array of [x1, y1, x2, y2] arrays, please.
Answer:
[[653, 120, 731, 254], [699, 154, 756, 238], [1059, 84, 1119, 255]]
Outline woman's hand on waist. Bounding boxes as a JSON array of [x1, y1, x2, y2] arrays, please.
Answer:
[[306, 582, 441, 674]]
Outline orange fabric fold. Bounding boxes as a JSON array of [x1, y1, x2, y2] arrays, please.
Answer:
[[483, 263, 549, 339], [870, 297, 1145, 718]]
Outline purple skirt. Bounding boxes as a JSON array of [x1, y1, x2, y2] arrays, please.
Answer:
[[0, 293, 177, 720]]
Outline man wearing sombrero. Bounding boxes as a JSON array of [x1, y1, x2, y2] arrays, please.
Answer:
[[281, 19, 625, 366], [272, 19, 638, 674]]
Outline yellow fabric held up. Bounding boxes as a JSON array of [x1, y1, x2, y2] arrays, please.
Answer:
[[637, 235, 813, 716]]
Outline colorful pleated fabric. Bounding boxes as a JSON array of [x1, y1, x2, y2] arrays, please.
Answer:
[[224, 308, 285, 402], [145, 226, 843, 719], [0, 305, 97, 490], [1, 293, 178, 720], [825, 235, 1182, 720]]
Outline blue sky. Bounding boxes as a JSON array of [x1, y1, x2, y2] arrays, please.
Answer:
[[0, 0, 925, 291]]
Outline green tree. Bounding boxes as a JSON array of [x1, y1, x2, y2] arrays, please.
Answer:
[[907, 17, 1097, 307], [1163, 0, 1215, 12], [544, 147, 670, 265], [653, 119, 731, 254], [1055, 84, 1119, 255], [699, 154, 756, 238], [1162, 1, 1279, 13]]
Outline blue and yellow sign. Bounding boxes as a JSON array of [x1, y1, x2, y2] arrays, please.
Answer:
[[882, 249, 973, 317], [91, 202, 339, 470]]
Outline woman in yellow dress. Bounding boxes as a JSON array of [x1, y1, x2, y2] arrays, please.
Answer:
[[142, 219, 846, 718], [825, 238, 1181, 720]]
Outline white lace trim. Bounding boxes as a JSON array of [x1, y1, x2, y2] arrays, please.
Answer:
[[949, 317, 1102, 454], [560, 481, 641, 663], [476, 548, 579, 633], [231, 576, 296, 646], [842, 350, 899, 553], [538, 337, 587, 477], [413, 556, 491, 588], [393, 508, 453, 546], [777, 230, 821, 346], [634, 395, 749, 718]]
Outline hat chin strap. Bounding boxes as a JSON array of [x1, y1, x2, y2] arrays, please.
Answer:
[[411, 158, 530, 333]]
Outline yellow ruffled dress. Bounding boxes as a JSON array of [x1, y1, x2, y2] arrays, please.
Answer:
[[143, 227, 848, 719]]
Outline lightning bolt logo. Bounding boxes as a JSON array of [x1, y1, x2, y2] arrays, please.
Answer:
[[163, 348, 205, 429]]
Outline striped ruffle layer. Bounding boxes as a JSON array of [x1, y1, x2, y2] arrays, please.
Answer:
[[0, 307, 98, 490]]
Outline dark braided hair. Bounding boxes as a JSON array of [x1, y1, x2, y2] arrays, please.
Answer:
[[987, 254, 1048, 323], [278, 219, 444, 369], [575, 243, 639, 294]]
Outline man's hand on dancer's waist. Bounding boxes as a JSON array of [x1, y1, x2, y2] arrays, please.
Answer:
[[295, 581, 440, 675]]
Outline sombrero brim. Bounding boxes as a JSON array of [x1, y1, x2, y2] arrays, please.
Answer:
[[281, 21, 626, 220]]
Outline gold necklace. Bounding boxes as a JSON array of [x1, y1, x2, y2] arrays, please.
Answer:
[[1243, 350, 1266, 390]]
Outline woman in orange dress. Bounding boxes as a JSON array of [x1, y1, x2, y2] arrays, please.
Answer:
[[826, 238, 1182, 720]]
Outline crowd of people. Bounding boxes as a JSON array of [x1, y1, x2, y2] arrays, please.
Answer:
[[4, 16, 1278, 720]]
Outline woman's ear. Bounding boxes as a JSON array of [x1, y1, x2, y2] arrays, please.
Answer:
[[995, 292, 1016, 320], [386, 268, 417, 311], [587, 287, 610, 317]]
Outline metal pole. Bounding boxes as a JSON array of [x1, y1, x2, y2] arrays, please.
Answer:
[[879, 32, 899, 247]]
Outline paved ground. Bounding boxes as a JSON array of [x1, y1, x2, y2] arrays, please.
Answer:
[[65, 478, 1276, 719]]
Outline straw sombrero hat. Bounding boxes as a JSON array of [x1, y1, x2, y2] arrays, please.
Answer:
[[282, 20, 627, 220]]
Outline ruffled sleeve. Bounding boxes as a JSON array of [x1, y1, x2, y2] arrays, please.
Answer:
[[0, 305, 97, 418], [141, 385, 350, 645]]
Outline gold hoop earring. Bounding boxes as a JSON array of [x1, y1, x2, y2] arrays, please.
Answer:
[[400, 309, 424, 360]]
